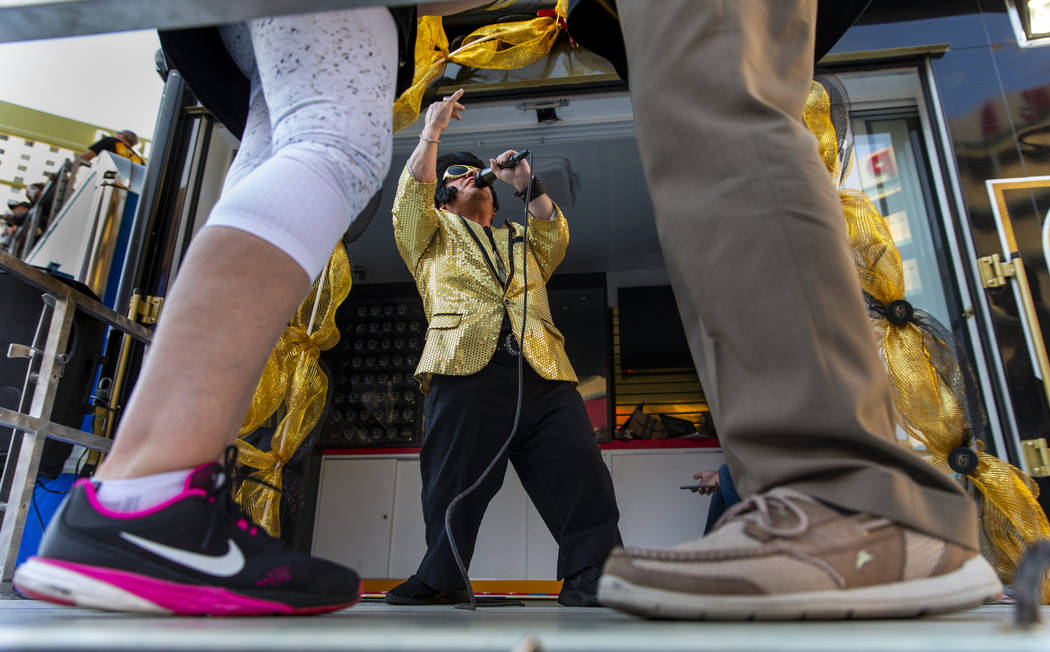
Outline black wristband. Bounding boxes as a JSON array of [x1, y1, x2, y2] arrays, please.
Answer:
[[514, 175, 546, 201]]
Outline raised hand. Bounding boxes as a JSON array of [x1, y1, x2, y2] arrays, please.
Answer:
[[423, 88, 465, 135]]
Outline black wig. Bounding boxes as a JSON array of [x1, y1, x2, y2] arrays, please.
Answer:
[[434, 151, 500, 212]]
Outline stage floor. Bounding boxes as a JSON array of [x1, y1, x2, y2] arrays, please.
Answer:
[[0, 598, 1047, 651]]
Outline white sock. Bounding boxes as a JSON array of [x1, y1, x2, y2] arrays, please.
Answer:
[[95, 468, 194, 513]]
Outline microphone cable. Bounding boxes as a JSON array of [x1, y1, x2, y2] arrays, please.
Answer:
[[444, 149, 533, 610]]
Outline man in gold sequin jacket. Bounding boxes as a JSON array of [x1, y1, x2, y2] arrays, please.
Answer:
[[392, 138, 574, 390], [386, 89, 621, 608]]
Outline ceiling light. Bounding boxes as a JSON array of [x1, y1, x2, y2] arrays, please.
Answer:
[[1030, 0, 1050, 36]]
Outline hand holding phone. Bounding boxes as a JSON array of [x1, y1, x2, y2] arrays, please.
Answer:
[[684, 470, 720, 495]]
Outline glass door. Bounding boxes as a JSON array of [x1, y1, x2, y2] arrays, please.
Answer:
[[846, 109, 962, 334]]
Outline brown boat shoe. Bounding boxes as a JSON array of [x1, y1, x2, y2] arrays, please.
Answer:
[[598, 488, 1002, 620]]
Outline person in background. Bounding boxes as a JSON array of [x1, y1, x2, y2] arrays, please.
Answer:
[[688, 465, 741, 535], [78, 129, 143, 165], [4, 200, 30, 228], [1, 200, 31, 251], [25, 182, 45, 205], [24, 181, 55, 230], [0, 207, 21, 249], [0, 220, 11, 249]]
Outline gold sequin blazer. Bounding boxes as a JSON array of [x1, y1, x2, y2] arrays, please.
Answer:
[[392, 166, 578, 391]]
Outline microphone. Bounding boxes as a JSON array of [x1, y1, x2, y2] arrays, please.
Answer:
[[474, 149, 531, 188]]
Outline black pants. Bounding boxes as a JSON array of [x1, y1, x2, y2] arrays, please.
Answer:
[[416, 348, 622, 589]]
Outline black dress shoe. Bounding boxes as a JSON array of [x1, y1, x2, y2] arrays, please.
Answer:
[[558, 566, 603, 607], [384, 575, 470, 605]]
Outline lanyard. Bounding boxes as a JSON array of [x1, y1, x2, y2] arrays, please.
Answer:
[[460, 217, 515, 291]]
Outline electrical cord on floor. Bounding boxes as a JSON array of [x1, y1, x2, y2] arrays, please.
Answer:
[[445, 150, 535, 611], [30, 472, 71, 533], [31, 450, 86, 534], [31, 487, 46, 533], [31, 475, 71, 534], [74, 447, 89, 479], [33, 478, 69, 494]]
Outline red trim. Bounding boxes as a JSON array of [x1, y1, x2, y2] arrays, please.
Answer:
[[322, 438, 720, 456], [599, 438, 720, 450], [324, 447, 422, 456]]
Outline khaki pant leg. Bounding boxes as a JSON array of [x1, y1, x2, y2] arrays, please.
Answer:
[[617, 0, 977, 548]]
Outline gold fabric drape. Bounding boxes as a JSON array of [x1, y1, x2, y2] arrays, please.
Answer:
[[804, 80, 1050, 601], [393, 0, 568, 131], [235, 246, 352, 536]]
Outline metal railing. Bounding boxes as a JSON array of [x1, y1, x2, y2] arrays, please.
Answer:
[[0, 249, 153, 588]]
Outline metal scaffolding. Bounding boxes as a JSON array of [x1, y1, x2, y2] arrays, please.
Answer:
[[0, 250, 153, 590]]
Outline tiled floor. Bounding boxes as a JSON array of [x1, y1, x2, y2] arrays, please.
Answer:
[[0, 598, 1047, 651]]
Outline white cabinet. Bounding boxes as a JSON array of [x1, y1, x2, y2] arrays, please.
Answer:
[[311, 458, 397, 577], [525, 499, 558, 579], [387, 460, 549, 579], [313, 448, 723, 580], [610, 450, 725, 548], [469, 464, 530, 578], [387, 459, 426, 578]]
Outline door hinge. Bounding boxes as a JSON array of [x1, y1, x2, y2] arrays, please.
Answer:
[[130, 294, 164, 324], [1022, 437, 1050, 477], [977, 253, 1019, 289]]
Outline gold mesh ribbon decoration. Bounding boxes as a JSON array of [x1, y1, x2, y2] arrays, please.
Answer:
[[235, 245, 352, 536], [804, 80, 1050, 602], [393, 0, 568, 131]]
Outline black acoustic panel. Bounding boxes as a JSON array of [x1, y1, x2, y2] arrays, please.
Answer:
[[319, 284, 425, 448]]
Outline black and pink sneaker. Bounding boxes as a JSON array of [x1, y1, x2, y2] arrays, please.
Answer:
[[13, 456, 361, 616]]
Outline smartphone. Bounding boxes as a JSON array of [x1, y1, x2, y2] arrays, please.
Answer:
[[680, 484, 717, 491]]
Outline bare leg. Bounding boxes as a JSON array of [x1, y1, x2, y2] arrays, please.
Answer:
[[94, 227, 310, 479], [96, 7, 397, 480]]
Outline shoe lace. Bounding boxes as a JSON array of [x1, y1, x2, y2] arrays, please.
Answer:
[[718, 491, 810, 538], [202, 446, 281, 549]]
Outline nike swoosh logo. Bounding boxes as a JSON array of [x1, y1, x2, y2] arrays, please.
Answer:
[[120, 532, 246, 577]]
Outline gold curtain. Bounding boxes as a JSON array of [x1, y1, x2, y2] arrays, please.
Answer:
[[804, 80, 1050, 602], [393, 0, 568, 131], [235, 245, 352, 536]]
